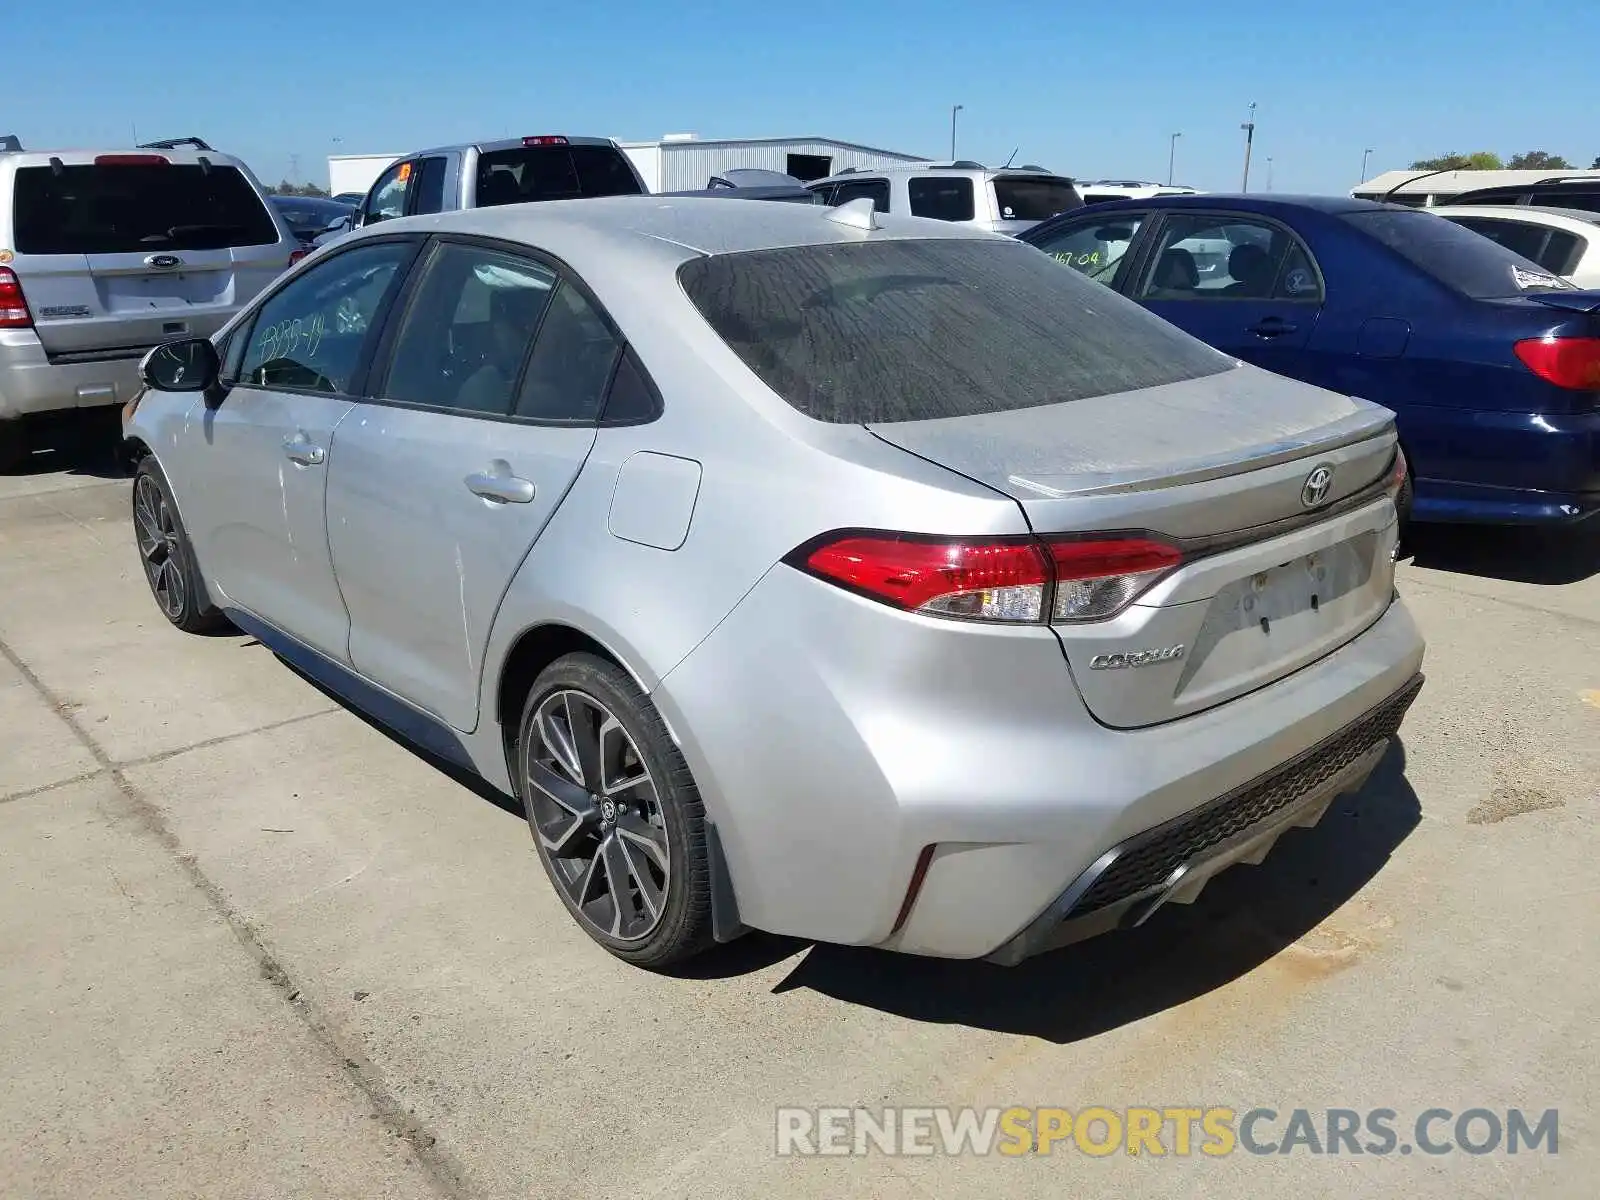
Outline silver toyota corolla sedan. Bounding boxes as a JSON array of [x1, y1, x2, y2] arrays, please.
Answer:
[[122, 195, 1425, 969]]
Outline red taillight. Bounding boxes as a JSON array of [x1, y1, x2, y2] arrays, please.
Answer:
[[1389, 446, 1408, 490], [522, 135, 569, 147], [289, 248, 309, 266], [1514, 336, 1600, 390], [0, 267, 32, 329], [94, 153, 168, 165], [792, 532, 1181, 624]]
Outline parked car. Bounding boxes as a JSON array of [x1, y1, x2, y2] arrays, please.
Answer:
[[269, 194, 356, 248], [1023, 195, 1600, 527], [1449, 174, 1600, 214], [1079, 180, 1199, 204], [331, 192, 365, 206], [316, 135, 649, 244], [702, 169, 822, 204], [0, 143, 299, 470], [1432, 205, 1600, 289], [807, 163, 1082, 234], [124, 197, 1423, 968]]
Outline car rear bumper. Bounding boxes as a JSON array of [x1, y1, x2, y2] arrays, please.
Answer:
[[985, 673, 1422, 964], [0, 330, 144, 420], [652, 564, 1426, 961], [1405, 403, 1599, 524]]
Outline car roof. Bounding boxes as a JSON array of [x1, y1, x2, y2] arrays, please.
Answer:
[[812, 164, 1067, 183], [1431, 204, 1600, 227], [361, 194, 1000, 262], [0, 147, 250, 169], [1079, 193, 1393, 216], [405, 135, 619, 157]]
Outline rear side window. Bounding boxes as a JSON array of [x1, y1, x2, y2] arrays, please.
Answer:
[[1447, 217, 1583, 276], [992, 176, 1082, 222], [830, 179, 890, 212], [908, 177, 975, 221], [679, 239, 1234, 424], [11, 163, 278, 254], [475, 146, 643, 205], [1533, 189, 1600, 214], [1346, 209, 1574, 297]]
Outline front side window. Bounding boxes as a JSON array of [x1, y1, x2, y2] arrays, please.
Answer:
[[908, 176, 975, 222], [1136, 215, 1323, 302], [412, 157, 448, 215], [1031, 213, 1147, 286], [679, 238, 1233, 424], [381, 243, 556, 415], [11, 163, 278, 254], [831, 179, 890, 212], [366, 161, 411, 223], [237, 241, 413, 393]]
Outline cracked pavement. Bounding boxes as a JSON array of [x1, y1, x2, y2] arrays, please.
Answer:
[[1, 447, 1596, 1199]]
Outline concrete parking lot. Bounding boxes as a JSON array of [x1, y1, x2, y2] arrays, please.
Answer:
[[2, 431, 1597, 1199]]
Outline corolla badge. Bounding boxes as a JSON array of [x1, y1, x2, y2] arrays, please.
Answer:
[[1090, 646, 1185, 670], [1300, 464, 1335, 509], [144, 253, 183, 270]]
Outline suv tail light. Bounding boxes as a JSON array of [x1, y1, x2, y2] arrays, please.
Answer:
[[790, 532, 1182, 624], [94, 153, 169, 165], [289, 248, 309, 266], [1514, 336, 1600, 390], [0, 268, 32, 329]]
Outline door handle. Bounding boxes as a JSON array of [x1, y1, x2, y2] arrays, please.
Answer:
[[283, 437, 325, 466], [1249, 317, 1299, 338], [465, 469, 535, 504]]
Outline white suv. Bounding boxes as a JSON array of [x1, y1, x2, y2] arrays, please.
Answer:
[[0, 141, 297, 469], [1431, 205, 1600, 289], [807, 163, 1082, 235]]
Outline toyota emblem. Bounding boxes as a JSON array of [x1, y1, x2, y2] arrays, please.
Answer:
[[145, 253, 183, 270], [1300, 464, 1335, 509]]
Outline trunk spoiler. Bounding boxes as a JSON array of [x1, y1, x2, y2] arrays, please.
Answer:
[[1525, 290, 1600, 314]]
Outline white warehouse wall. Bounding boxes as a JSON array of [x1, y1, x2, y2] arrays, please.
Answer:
[[327, 154, 402, 197]]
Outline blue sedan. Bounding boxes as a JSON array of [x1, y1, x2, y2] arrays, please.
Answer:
[[1022, 195, 1600, 526]]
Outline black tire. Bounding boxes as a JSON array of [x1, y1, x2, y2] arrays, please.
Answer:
[[0, 420, 26, 473], [514, 652, 713, 969], [131, 457, 229, 634]]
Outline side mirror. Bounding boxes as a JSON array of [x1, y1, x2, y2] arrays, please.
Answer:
[[140, 338, 219, 393], [322, 215, 351, 234]]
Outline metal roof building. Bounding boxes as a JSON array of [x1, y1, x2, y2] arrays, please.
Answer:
[[1353, 168, 1600, 207], [614, 134, 926, 193]]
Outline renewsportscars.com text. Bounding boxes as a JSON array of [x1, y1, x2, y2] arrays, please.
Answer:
[[775, 1106, 1559, 1158]]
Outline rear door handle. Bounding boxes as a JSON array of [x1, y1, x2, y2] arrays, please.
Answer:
[[283, 436, 325, 466], [465, 468, 535, 504], [1250, 317, 1299, 337]]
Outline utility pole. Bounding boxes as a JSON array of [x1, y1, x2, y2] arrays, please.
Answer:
[[1266, 156, 1274, 191], [1168, 132, 1182, 186], [950, 104, 963, 160], [1240, 101, 1257, 192], [289, 154, 300, 186], [1361, 147, 1374, 184]]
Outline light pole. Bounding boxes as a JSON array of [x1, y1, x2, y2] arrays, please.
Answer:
[[1168, 132, 1182, 186], [950, 104, 963, 160], [1360, 147, 1374, 183], [1266, 156, 1274, 191], [1240, 101, 1257, 192]]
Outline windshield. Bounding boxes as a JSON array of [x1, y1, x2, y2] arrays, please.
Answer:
[[992, 176, 1083, 222], [1344, 209, 1574, 298], [12, 163, 279, 254], [678, 238, 1234, 424], [271, 197, 352, 235], [475, 145, 643, 205]]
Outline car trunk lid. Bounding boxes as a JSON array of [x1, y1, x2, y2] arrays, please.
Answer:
[[868, 365, 1402, 727]]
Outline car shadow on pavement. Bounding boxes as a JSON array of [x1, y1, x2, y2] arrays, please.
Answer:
[[758, 741, 1421, 1043], [5, 410, 130, 480], [1404, 520, 1599, 584]]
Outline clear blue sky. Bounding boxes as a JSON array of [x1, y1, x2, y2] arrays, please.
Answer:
[[12, 0, 1599, 194]]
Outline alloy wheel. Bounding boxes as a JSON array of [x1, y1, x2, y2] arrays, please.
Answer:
[[525, 689, 671, 942], [134, 474, 186, 620]]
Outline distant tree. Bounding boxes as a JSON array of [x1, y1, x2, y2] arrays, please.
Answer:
[[273, 179, 296, 195], [1507, 150, 1572, 170], [299, 182, 329, 198], [1409, 151, 1503, 171], [1591, 156, 1600, 170]]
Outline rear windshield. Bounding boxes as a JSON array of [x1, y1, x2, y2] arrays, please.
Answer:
[[678, 238, 1234, 424], [475, 146, 643, 205], [11, 163, 278, 254], [992, 176, 1083, 222], [1344, 209, 1573, 298]]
